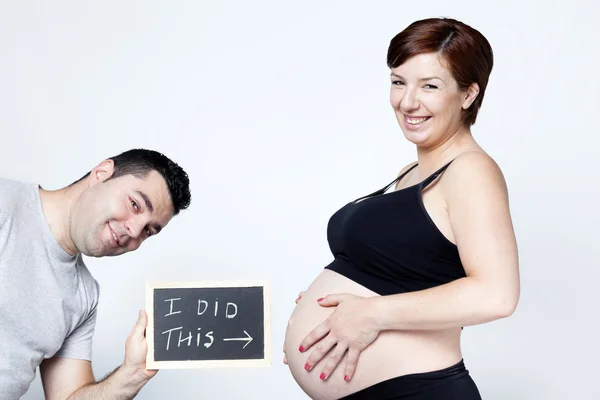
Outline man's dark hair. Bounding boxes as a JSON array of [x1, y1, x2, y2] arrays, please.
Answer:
[[76, 149, 191, 215]]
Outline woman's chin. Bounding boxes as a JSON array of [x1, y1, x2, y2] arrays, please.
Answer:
[[402, 132, 430, 146]]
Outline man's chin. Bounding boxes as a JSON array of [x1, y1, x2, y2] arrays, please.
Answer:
[[84, 251, 108, 258], [99, 249, 127, 257], [83, 238, 135, 257], [84, 245, 123, 258]]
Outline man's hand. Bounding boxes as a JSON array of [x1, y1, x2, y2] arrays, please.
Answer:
[[123, 310, 158, 382], [42, 310, 159, 399]]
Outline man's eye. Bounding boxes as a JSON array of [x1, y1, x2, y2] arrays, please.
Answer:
[[424, 84, 438, 89], [145, 227, 152, 236], [392, 80, 405, 86]]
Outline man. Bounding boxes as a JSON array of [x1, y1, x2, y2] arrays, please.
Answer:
[[0, 148, 192, 399]]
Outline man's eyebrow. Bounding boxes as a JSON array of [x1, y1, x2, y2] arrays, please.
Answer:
[[136, 190, 154, 213]]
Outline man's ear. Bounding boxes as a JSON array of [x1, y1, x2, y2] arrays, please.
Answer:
[[88, 159, 115, 186], [462, 82, 480, 110]]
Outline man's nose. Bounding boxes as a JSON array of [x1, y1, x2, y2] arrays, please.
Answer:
[[125, 217, 146, 239]]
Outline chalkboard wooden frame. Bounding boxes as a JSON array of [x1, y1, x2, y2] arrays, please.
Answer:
[[145, 280, 271, 369]]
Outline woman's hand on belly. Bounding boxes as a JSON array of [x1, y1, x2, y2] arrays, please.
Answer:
[[298, 293, 381, 382]]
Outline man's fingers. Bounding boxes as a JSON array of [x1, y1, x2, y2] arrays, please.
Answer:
[[137, 310, 148, 329], [129, 310, 148, 339]]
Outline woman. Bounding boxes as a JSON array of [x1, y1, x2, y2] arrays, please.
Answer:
[[283, 17, 520, 400]]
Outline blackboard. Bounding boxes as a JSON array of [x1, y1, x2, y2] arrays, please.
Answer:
[[146, 280, 271, 369]]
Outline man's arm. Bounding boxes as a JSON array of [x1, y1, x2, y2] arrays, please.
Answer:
[[40, 311, 158, 400]]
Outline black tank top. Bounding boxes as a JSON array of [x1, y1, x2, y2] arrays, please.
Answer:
[[325, 160, 465, 295]]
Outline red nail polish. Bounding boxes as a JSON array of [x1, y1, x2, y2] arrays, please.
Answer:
[[304, 363, 310, 371], [344, 375, 349, 382], [320, 372, 326, 380], [299, 345, 304, 352], [317, 297, 324, 302]]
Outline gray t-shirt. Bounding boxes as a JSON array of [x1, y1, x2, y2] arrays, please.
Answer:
[[0, 178, 100, 399]]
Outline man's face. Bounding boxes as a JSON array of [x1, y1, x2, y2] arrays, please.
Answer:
[[70, 161, 175, 257]]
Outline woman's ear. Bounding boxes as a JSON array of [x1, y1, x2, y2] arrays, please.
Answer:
[[462, 83, 480, 110]]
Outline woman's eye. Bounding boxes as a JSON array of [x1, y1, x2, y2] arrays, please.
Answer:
[[145, 227, 152, 237], [131, 199, 139, 211], [392, 80, 405, 86], [424, 84, 438, 89]]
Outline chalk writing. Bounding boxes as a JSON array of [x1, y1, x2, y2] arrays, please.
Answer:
[[161, 327, 218, 351], [164, 298, 181, 317], [196, 299, 238, 318], [150, 285, 266, 363], [160, 297, 247, 351], [223, 330, 253, 349]]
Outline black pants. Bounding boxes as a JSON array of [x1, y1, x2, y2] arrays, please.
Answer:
[[339, 360, 482, 400]]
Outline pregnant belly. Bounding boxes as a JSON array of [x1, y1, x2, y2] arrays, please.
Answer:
[[284, 269, 463, 400]]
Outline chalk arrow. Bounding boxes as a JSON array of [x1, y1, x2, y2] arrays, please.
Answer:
[[223, 330, 253, 349]]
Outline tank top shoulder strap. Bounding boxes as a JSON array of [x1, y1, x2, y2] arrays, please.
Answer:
[[389, 162, 419, 191], [351, 163, 418, 204], [420, 159, 455, 190]]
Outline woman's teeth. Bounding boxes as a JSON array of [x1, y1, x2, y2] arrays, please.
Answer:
[[112, 231, 118, 244], [406, 116, 430, 125]]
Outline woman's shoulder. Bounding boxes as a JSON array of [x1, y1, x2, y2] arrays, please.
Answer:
[[444, 150, 508, 197], [396, 161, 419, 177], [394, 161, 419, 189]]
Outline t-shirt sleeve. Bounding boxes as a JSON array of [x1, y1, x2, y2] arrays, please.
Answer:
[[55, 280, 100, 361]]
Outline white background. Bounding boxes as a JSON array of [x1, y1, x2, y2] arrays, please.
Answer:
[[1, 0, 598, 399]]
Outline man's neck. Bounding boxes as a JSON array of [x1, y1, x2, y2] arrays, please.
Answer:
[[39, 182, 83, 256]]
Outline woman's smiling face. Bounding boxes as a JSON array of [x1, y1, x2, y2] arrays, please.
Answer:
[[390, 52, 478, 148]]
